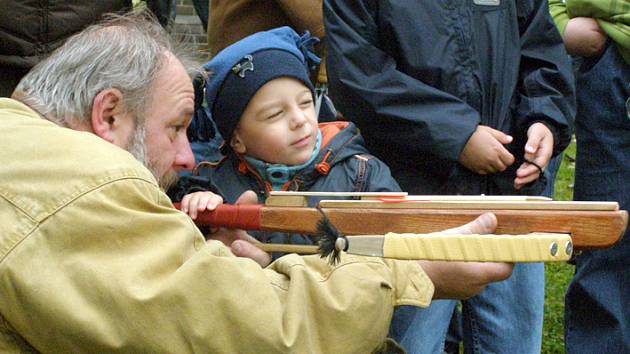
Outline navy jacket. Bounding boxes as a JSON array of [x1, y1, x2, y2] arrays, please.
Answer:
[[210, 121, 401, 248], [324, 0, 575, 195]]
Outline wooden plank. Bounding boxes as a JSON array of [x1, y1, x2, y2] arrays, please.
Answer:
[[382, 195, 552, 202], [255, 243, 318, 254], [258, 207, 627, 250], [265, 195, 308, 207], [317, 200, 619, 211], [268, 191, 408, 198]]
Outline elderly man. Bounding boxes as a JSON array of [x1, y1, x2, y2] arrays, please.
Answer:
[[0, 12, 511, 353]]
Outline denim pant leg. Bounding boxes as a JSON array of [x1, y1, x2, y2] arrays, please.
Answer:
[[565, 43, 630, 354], [393, 300, 457, 354], [462, 262, 545, 354]]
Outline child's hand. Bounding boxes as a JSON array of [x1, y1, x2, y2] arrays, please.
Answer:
[[459, 125, 515, 175], [563, 17, 607, 57], [180, 191, 224, 220], [206, 190, 273, 267], [514, 123, 553, 190]]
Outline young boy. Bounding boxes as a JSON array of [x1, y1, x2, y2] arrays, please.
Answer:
[[178, 26, 421, 347], [180, 26, 402, 250]]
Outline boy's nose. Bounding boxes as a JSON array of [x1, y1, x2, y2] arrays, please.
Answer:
[[289, 107, 308, 129]]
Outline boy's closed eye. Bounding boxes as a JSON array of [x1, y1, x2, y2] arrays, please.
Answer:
[[265, 110, 283, 120], [300, 98, 314, 107]]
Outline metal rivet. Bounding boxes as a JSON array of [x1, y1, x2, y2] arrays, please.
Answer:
[[550, 242, 558, 256], [335, 237, 347, 252], [565, 241, 573, 256]]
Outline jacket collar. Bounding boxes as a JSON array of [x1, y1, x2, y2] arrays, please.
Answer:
[[243, 129, 322, 190]]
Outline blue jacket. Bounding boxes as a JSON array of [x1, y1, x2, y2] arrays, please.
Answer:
[[209, 121, 401, 248], [324, 0, 576, 195]]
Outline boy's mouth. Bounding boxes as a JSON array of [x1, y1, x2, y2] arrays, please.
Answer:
[[291, 134, 312, 147]]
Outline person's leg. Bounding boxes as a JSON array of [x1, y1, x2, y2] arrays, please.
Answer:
[[146, 0, 176, 27], [392, 300, 457, 354], [192, 0, 209, 30], [443, 307, 463, 354], [565, 42, 630, 354], [542, 152, 563, 198], [462, 262, 544, 354]]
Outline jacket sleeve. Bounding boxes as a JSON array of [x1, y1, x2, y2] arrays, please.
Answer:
[[323, 0, 480, 164], [2, 177, 433, 353], [548, 0, 570, 35], [516, 0, 575, 154], [363, 156, 403, 193]]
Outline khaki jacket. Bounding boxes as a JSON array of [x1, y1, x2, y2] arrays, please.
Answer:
[[0, 98, 433, 353]]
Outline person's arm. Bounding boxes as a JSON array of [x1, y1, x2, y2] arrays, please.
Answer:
[[324, 0, 480, 166], [515, 0, 575, 157], [549, 1, 607, 57], [548, 0, 570, 34], [1, 177, 430, 353]]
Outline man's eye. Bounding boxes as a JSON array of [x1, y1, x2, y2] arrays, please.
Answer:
[[173, 125, 185, 132]]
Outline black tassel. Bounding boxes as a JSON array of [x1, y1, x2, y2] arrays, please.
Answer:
[[316, 212, 347, 265]]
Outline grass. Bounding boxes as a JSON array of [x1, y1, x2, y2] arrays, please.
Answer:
[[542, 139, 576, 353]]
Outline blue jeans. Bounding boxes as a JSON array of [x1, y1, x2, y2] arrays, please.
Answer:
[[395, 137, 564, 354], [397, 263, 544, 354], [436, 154, 563, 354], [565, 43, 630, 354]]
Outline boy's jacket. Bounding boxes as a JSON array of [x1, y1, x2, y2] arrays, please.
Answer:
[[209, 121, 401, 247]]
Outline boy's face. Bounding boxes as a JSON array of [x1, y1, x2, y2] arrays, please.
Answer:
[[231, 77, 318, 165]]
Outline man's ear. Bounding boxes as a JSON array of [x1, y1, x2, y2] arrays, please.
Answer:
[[230, 131, 247, 154], [91, 89, 134, 146]]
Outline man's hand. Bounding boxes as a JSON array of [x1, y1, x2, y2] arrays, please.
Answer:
[[563, 17, 607, 57], [459, 125, 515, 175], [418, 213, 514, 299], [207, 190, 272, 267], [514, 122, 553, 190]]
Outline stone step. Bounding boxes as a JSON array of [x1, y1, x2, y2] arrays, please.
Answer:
[[171, 1, 208, 63]]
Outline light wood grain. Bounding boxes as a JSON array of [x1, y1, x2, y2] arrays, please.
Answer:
[[258, 207, 627, 250]]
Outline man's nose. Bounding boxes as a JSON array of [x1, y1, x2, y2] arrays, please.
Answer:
[[174, 136, 196, 171]]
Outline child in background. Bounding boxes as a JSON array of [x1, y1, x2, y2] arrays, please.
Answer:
[[549, 1, 630, 352]]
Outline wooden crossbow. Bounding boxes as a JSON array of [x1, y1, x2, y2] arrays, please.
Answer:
[[175, 192, 628, 264]]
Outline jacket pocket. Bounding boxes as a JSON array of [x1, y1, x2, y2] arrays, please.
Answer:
[[472, 0, 507, 10]]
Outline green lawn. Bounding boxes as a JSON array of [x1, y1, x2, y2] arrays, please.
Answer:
[[542, 139, 576, 353]]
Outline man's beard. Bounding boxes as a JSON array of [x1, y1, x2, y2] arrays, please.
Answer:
[[127, 124, 179, 191]]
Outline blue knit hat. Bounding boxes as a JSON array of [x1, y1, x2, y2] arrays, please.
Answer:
[[200, 26, 320, 141]]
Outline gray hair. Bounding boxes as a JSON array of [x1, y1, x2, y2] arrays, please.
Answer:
[[15, 11, 200, 127]]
